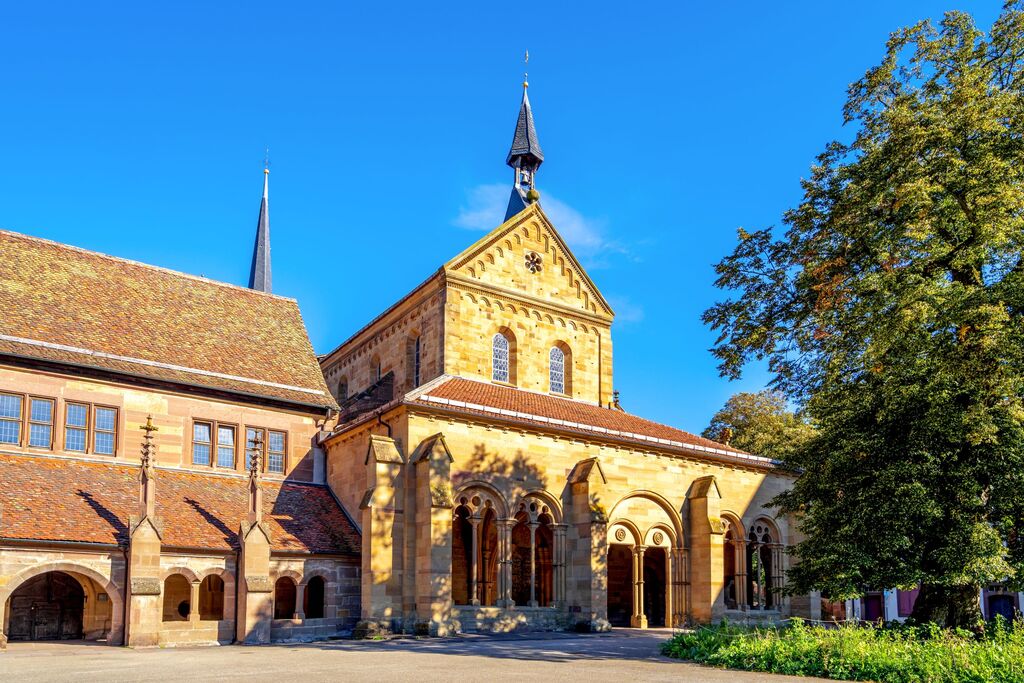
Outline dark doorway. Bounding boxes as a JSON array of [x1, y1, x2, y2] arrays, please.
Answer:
[[862, 593, 884, 622], [7, 572, 85, 641], [304, 576, 325, 619], [643, 548, 667, 627], [988, 594, 1016, 621], [607, 544, 633, 627]]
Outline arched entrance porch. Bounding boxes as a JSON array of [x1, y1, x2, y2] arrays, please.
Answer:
[[2, 568, 119, 644]]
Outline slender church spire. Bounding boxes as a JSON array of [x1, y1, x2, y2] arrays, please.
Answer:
[[248, 161, 272, 293], [505, 52, 544, 221]]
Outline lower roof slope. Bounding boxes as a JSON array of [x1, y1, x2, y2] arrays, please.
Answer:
[[408, 376, 777, 468], [0, 454, 360, 554]]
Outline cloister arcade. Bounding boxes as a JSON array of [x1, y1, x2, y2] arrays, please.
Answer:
[[450, 484, 567, 609], [722, 514, 785, 612]]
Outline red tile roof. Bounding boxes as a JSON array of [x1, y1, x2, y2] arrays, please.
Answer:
[[0, 454, 360, 554], [410, 376, 776, 467], [0, 230, 336, 410]]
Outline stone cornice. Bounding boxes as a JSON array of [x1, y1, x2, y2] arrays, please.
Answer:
[[446, 273, 612, 328]]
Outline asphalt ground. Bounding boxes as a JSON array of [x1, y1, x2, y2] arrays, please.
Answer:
[[0, 628, 827, 682]]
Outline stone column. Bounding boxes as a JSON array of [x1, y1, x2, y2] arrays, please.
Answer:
[[412, 433, 455, 636], [736, 538, 748, 610], [552, 523, 568, 608], [189, 581, 201, 623], [631, 545, 647, 628], [687, 476, 725, 623], [528, 521, 539, 607], [469, 517, 481, 606], [295, 583, 306, 620], [498, 519, 516, 608], [566, 457, 609, 631]]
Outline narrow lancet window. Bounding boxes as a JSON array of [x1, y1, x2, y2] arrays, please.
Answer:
[[492, 334, 510, 383], [549, 347, 565, 394]]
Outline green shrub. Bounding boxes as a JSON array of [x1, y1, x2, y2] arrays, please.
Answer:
[[660, 618, 1024, 682]]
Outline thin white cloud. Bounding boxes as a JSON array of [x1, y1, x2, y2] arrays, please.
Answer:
[[454, 183, 629, 266]]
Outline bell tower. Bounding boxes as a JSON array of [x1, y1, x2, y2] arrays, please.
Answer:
[[504, 55, 545, 221]]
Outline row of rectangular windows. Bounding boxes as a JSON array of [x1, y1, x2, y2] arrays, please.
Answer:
[[0, 392, 117, 455], [191, 421, 286, 474], [0, 392, 288, 475]]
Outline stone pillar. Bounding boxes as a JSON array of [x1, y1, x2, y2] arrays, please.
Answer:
[[528, 521, 539, 607], [736, 538, 748, 610], [688, 476, 725, 623], [566, 457, 610, 631], [631, 545, 647, 628], [295, 584, 306, 620], [412, 433, 455, 636], [358, 434, 405, 636], [126, 416, 164, 647], [237, 433, 273, 644], [552, 523, 568, 608], [469, 517, 481, 606], [189, 581, 201, 623], [498, 519, 516, 608]]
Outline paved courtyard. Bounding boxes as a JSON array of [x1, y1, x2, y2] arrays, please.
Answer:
[[0, 628, 824, 682]]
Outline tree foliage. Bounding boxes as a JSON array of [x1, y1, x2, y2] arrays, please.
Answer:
[[703, 390, 815, 460], [702, 5, 1024, 627]]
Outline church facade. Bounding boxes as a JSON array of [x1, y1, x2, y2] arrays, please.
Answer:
[[0, 78, 813, 648], [318, 81, 811, 635]]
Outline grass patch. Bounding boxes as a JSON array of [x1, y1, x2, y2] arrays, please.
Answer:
[[661, 618, 1024, 682]]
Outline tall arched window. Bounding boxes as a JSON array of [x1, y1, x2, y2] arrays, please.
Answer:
[[492, 333, 510, 383], [549, 347, 565, 394]]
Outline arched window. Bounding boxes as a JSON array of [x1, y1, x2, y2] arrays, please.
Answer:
[[303, 576, 326, 619], [198, 574, 224, 621], [337, 376, 348, 401], [371, 355, 382, 383], [274, 577, 297, 620], [549, 347, 565, 394], [162, 574, 191, 622], [492, 333, 510, 383], [746, 521, 779, 610]]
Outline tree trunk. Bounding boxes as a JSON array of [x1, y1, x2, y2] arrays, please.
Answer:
[[908, 583, 983, 630]]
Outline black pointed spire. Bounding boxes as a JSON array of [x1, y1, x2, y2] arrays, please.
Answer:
[[504, 63, 544, 221], [248, 167, 271, 293]]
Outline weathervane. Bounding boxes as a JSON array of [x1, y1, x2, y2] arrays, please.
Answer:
[[263, 146, 270, 173], [524, 49, 529, 87]]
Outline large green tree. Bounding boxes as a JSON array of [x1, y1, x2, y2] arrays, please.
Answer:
[[703, 5, 1024, 628], [703, 390, 815, 460]]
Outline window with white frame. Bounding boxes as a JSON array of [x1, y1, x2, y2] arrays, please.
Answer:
[[28, 397, 54, 448], [0, 393, 22, 445]]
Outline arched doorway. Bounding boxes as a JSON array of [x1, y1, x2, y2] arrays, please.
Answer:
[[274, 578, 297, 620], [607, 544, 633, 627], [304, 576, 326, 619], [6, 572, 85, 641], [643, 547, 667, 627]]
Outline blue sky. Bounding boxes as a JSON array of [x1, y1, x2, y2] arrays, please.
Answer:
[[0, 2, 1000, 434]]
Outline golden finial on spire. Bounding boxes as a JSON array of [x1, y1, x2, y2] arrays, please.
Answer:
[[263, 146, 270, 174], [523, 49, 529, 89]]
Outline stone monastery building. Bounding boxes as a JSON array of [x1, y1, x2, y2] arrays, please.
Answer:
[[0, 78, 812, 648]]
